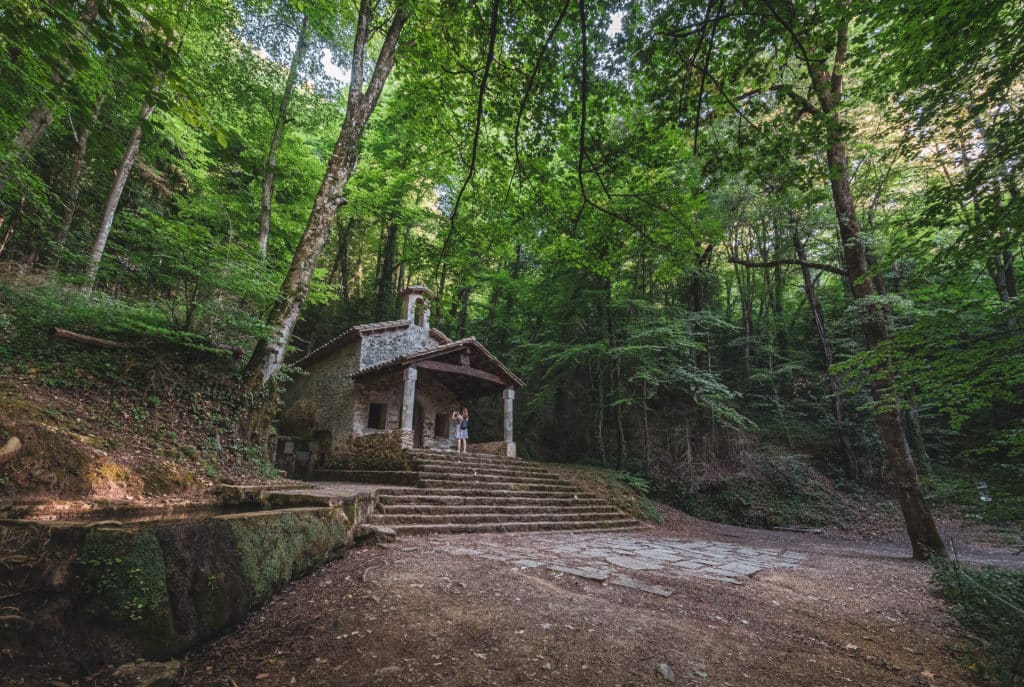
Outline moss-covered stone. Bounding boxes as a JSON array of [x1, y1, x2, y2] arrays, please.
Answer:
[[4, 504, 364, 676], [225, 507, 352, 604], [139, 460, 201, 496], [153, 518, 250, 649], [77, 528, 177, 654]]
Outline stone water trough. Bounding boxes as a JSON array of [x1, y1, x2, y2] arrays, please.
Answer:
[[0, 483, 382, 676]]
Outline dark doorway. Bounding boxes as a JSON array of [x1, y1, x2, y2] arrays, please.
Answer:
[[413, 401, 424, 448]]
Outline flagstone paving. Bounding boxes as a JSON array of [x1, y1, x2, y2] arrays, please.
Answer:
[[439, 532, 806, 591]]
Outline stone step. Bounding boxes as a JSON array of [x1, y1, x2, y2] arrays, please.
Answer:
[[373, 511, 627, 525], [409, 450, 534, 466], [379, 503, 615, 515], [415, 472, 566, 487], [417, 479, 573, 492], [381, 518, 641, 535], [413, 461, 554, 478], [377, 486, 588, 499], [297, 470, 418, 485], [376, 493, 603, 507]]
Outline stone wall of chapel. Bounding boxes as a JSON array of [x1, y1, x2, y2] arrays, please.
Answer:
[[359, 326, 438, 369], [308, 344, 360, 454], [352, 372, 404, 438]]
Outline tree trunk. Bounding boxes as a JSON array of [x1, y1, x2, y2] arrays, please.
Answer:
[[1004, 251, 1017, 298], [329, 217, 355, 300], [455, 286, 470, 339], [258, 14, 312, 258], [793, 231, 860, 479], [0, 0, 100, 193], [807, 16, 944, 558], [244, 0, 408, 390], [54, 97, 104, 262], [84, 100, 155, 291], [904, 399, 930, 471], [376, 220, 399, 320], [11, 107, 55, 158], [615, 360, 627, 469]]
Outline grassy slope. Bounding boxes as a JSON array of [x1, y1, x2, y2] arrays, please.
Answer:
[[0, 281, 274, 513]]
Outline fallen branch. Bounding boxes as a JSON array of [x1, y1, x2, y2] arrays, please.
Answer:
[[52, 327, 245, 358], [208, 342, 246, 360], [51, 327, 132, 349]]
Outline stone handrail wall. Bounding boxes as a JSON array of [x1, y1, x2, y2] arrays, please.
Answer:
[[0, 498, 372, 675]]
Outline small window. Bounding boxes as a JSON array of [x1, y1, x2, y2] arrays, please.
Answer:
[[434, 413, 449, 438], [368, 403, 387, 429]]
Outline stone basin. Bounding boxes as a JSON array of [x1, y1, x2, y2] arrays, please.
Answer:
[[0, 486, 377, 678]]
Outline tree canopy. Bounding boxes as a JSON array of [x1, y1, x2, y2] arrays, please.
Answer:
[[1, 0, 1021, 557]]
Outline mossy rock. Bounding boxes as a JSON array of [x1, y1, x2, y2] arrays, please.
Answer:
[[154, 519, 250, 645], [225, 508, 352, 604], [0, 394, 98, 499], [76, 528, 177, 655], [139, 460, 201, 496], [91, 461, 145, 497]]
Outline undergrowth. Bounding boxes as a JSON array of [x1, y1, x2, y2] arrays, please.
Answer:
[[662, 449, 851, 529], [0, 281, 274, 500], [547, 464, 664, 524], [924, 464, 1024, 529], [933, 557, 1024, 685]]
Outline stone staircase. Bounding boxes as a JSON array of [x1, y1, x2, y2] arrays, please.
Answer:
[[369, 449, 640, 535]]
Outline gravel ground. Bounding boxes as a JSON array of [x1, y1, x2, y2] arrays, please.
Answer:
[[165, 507, 1020, 687]]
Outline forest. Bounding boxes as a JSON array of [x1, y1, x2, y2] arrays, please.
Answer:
[[0, 0, 1022, 561]]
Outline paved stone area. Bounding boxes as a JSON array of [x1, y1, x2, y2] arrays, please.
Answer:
[[440, 532, 806, 593]]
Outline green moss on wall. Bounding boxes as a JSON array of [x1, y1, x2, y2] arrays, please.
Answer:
[[227, 509, 351, 604], [77, 528, 177, 653]]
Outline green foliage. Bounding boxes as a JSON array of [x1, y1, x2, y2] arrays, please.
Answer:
[[665, 451, 847, 529], [606, 469, 652, 496], [0, 0, 1022, 538], [78, 529, 170, 626], [0, 281, 261, 360], [924, 465, 1024, 529], [932, 558, 1024, 685]]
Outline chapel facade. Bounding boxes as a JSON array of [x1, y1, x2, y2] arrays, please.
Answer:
[[276, 286, 523, 470]]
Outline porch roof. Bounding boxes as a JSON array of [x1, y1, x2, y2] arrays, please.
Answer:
[[350, 337, 525, 398]]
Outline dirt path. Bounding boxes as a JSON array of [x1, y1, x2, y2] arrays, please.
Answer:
[[165, 509, 1019, 687]]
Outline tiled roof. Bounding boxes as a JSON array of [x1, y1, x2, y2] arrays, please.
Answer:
[[398, 285, 434, 298], [429, 328, 453, 344], [295, 320, 410, 367], [351, 337, 525, 388]]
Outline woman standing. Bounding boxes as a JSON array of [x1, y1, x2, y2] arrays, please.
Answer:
[[451, 407, 469, 453]]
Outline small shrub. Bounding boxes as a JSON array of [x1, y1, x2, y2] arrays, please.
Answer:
[[933, 558, 1024, 685]]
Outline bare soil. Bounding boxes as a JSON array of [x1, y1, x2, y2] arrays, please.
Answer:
[[135, 508, 1019, 687]]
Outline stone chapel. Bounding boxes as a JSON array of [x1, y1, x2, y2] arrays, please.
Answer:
[[275, 286, 524, 472]]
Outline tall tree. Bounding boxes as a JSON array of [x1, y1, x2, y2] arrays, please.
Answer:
[[83, 99, 155, 290], [258, 11, 313, 258], [245, 0, 409, 389]]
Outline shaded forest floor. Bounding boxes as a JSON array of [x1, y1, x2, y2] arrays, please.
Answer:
[[63, 506, 1019, 687]]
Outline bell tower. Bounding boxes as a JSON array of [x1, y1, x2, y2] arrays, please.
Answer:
[[398, 285, 433, 329]]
